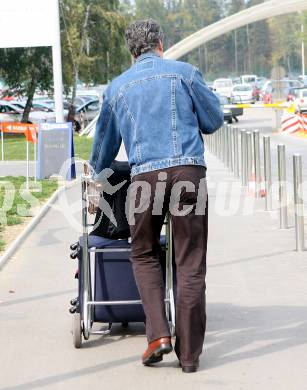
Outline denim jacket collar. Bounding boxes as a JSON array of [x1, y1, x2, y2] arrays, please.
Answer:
[[135, 52, 161, 63]]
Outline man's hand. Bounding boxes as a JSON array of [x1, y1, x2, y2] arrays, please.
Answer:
[[83, 163, 101, 214]]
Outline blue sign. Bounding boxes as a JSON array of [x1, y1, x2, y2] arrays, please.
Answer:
[[37, 122, 76, 181]]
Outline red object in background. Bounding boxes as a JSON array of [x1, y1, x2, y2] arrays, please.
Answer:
[[24, 126, 38, 144], [263, 93, 272, 104], [287, 94, 295, 101], [252, 85, 260, 100], [1, 122, 26, 134], [1, 122, 38, 143], [2, 96, 15, 101]]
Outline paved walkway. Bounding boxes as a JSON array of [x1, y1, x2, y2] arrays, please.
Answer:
[[0, 149, 307, 389], [0, 161, 36, 177], [0, 161, 86, 178]]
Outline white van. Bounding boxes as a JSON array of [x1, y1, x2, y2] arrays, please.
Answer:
[[241, 75, 257, 85]]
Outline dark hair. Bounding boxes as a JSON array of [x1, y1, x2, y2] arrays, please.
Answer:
[[125, 19, 164, 58]]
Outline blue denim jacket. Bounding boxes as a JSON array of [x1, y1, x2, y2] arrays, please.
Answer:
[[90, 52, 223, 177]]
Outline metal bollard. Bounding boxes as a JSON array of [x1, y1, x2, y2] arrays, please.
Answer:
[[223, 125, 227, 165], [253, 130, 261, 197], [229, 126, 234, 172], [225, 125, 230, 167], [214, 130, 218, 156], [233, 127, 239, 178], [228, 125, 233, 172], [240, 130, 247, 186], [220, 127, 223, 160], [216, 129, 220, 159], [212, 132, 215, 155], [246, 132, 253, 184], [225, 125, 228, 166], [204, 135, 208, 151], [263, 136, 272, 211], [293, 154, 305, 251], [221, 125, 225, 162], [218, 127, 223, 160], [277, 144, 288, 229]]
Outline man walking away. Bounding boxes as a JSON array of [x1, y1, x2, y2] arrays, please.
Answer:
[[90, 19, 223, 373]]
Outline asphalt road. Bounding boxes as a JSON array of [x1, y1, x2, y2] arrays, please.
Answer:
[[0, 109, 307, 389]]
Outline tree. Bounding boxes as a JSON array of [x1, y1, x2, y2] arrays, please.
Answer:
[[0, 0, 131, 123], [0, 47, 53, 122], [269, 14, 301, 75], [60, 0, 130, 104], [246, 0, 272, 76]]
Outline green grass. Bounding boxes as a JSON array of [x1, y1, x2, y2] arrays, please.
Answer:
[[73, 135, 93, 161], [0, 176, 58, 225], [1, 134, 35, 160], [1, 134, 93, 161], [0, 176, 59, 251], [0, 232, 5, 252]]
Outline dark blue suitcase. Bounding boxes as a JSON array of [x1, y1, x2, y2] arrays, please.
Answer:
[[70, 163, 175, 348], [77, 235, 169, 324]]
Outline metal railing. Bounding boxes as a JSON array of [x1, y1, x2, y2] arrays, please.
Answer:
[[204, 123, 306, 252]]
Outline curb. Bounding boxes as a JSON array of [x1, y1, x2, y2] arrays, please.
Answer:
[[0, 180, 78, 271]]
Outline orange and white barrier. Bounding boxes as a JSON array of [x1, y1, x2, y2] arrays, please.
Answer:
[[280, 113, 307, 135]]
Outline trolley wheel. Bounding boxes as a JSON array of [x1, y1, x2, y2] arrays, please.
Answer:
[[73, 312, 82, 349]]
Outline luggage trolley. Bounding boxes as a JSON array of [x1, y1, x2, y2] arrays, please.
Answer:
[[70, 173, 176, 348]]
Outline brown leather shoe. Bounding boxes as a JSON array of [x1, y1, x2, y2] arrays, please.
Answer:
[[142, 337, 172, 366]]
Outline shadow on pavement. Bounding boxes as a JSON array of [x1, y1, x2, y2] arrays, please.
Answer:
[[209, 249, 293, 269], [81, 323, 146, 349], [0, 289, 75, 307], [202, 303, 307, 370], [1, 355, 141, 390]]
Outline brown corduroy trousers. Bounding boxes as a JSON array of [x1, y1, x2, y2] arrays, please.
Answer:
[[129, 165, 208, 366]]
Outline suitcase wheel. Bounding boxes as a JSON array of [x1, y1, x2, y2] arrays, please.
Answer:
[[73, 312, 82, 349]]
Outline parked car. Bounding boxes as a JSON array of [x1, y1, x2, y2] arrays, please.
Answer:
[[228, 97, 244, 120], [298, 75, 307, 86], [291, 88, 307, 114], [287, 87, 297, 102], [253, 77, 267, 100], [240, 74, 258, 85], [261, 80, 303, 103], [219, 95, 232, 123], [216, 94, 243, 124], [12, 100, 54, 113], [66, 99, 101, 131], [213, 78, 233, 98], [0, 101, 20, 122], [231, 84, 255, 104], [0, 100, 56, 123], [232, 77, 241, 85], [256, 77, 267, 87], [33, 98, 71, 112]]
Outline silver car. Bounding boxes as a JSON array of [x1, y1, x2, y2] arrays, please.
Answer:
[[0, 100, 56, 123], [293, 88, 307, 114]]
